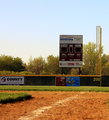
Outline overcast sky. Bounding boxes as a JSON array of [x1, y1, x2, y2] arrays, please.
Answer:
[[0, 0, 109, 62]]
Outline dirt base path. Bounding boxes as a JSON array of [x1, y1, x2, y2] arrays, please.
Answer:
[[0, 91, 109, 120]]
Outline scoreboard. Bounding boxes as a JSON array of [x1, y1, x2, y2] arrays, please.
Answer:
[[59, 35, 83, 67]]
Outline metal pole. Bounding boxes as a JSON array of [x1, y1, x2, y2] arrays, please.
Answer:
[[79, 67, 81, 75], [96, 26, 102, 86], [100, 27, 102, 86]]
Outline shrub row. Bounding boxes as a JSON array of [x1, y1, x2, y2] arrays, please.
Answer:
[[0, 71, 35, 75]]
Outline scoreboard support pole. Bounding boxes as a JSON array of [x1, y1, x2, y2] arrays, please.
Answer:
[[61, 67, 64, 75], [79, 67, 82, 75]]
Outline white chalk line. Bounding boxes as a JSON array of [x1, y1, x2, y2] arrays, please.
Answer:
[[18, 94, 79, 120]]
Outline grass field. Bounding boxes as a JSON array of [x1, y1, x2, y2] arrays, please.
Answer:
[[1, 86, 109, 104], [0, 92, 32, 104], [0, 85, 109, 92]]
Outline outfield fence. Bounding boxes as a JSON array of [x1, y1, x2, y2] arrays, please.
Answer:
[[0, 75, 109, 86]]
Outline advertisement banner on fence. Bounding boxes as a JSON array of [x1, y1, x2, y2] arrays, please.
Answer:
[[0, 76, 24, 85], [66, 77, 80, 86], [55, 76, 66, 86]]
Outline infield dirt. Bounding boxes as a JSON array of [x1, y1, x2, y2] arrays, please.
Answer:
[[0, 91, 109, 120]]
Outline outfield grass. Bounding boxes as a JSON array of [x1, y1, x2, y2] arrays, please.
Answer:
[[0, 93, 32, 104], [0, 85, 109, 92]]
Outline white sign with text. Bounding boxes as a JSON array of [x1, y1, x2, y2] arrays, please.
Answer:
[[0, 76, 24, 85]]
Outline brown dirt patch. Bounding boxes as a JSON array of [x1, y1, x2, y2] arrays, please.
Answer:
[[0, 91, 109, 120]]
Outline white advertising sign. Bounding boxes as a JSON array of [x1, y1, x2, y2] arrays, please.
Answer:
[[59, 61, 83, 67], [0, 76, 24, 85]]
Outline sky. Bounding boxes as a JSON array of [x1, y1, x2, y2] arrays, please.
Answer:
[[0, 0, 109, 63]]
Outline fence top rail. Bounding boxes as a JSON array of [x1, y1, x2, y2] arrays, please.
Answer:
[[0, 74, 101, 77]]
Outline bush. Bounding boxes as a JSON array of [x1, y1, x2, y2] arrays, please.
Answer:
[[0, 71, 35, 75]]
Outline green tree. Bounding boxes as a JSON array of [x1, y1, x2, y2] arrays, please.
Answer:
[[71, 68, 79, 75], [0, 55, 25, 72], [26, 57, 45, 74], [82, 42, 99, 75], [42, 55, 60, 75], [102, 54, 109, 75], [12, 57, 25, 72]]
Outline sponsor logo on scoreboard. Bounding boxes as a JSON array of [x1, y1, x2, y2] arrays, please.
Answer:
[[59, 61, 83, 67]]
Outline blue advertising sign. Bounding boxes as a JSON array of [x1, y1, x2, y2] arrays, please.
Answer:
[[66, 77, 80, 86]]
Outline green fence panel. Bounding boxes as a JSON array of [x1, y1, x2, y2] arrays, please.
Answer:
[[24, 76, 55, 86], [101, 75, 109, 86], [80, 77, 100, 86]]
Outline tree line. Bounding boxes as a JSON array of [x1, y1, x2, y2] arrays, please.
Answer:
[[0, 42, 109, 75]]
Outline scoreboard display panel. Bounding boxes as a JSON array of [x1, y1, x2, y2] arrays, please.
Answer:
[[59, 35, 83, 67]]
